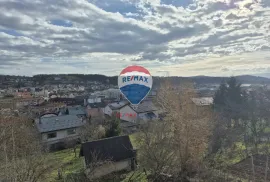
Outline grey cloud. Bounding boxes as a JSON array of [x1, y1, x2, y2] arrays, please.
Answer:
[[137, 48, 171, 61], [192, 0, 236, 15], [261, 45, 270, 51], [213, 19, 223, 27], [262, 0, 270, 7], [162, 24, 209, 42], [221, 67, 229, 72], [226, 13, 241, 20], [0, 14, 32, 31], [0, 0, 269, 75], [155, 5, 177, 14], [207, 1, 235, 12]]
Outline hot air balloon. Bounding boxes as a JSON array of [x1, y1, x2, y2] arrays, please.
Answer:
[[118, 65, 152, 106]]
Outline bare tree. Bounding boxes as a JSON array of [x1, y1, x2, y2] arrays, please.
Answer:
[[136, 81, 212, 181], [0, 115, 53, 182], [79, 122, 106, 142]]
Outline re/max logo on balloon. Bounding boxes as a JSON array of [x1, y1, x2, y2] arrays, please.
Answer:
[[122, 76, 148, 83]]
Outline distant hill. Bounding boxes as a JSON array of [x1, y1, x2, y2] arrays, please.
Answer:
[[152, 75, 270, 88], [190, 75, 270, 84], [31, 74, 118, 85], [253, 73, 270, 78], [1, 74, 270, 87], [234, 75, 270, 83]]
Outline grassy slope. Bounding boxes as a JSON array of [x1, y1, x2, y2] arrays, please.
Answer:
[[45, 133, 144, 182], [45, 146, 84, 182], [129, 132, 139, 149], [45, 133, 252, 182]]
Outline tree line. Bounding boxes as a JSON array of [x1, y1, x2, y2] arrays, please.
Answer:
[[32, 74, 118, 85]]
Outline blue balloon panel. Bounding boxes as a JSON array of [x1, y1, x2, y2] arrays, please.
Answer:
[[120, 84, 151, 105]]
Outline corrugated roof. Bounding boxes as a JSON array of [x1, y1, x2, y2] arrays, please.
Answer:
[[191, 97, 213, 106], [35, 115, 85, 133]]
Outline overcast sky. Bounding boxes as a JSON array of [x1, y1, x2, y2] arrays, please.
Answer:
[[0, 0, 269, 77]]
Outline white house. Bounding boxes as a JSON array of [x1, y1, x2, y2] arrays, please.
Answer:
[[102, 88, 122, 99], [35, 115, 86, 148], [93, 90, 121, 100], [50, 94, 57, 99], [191, 97, 213, 116], [54, 77, 61, 81], [191, 97, 213, 106], [78, 86, 85, 91], [34, 89, 49, 97], [69, 93, 75, 98], [119, 101, 159, 123], [87, 97, 102, 104], [104, 101, 129, 116]]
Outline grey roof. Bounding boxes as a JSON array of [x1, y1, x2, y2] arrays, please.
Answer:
[[35, 115, 85, 133], [88, 96, 100, 99], [80, 136, 135, 165], [68, 106, 86, 115], [88, 102, 106, 108], [191, 97, 213, 106], [145, 112, 157, 119], [131, 101, 158, 113], [75, 95, 88, 100], [108, 101, 129, 110]]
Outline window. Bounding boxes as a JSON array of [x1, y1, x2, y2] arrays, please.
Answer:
[[67, 128, 76, 135], [47, 132, 57, 139]]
